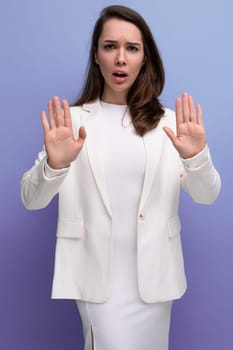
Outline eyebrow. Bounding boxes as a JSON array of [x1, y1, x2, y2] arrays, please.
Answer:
[[103, 40, 142, 47]]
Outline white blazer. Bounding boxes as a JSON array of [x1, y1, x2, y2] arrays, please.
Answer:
[[21, 99, 221, 303]]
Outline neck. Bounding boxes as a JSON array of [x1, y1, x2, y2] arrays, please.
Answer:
[[101, 90, 127, 105]]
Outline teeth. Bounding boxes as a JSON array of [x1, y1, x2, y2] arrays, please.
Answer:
[[114, 72, 126, 77]]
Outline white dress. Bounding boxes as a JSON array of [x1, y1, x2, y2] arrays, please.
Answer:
[[76, 102, 172, 350]]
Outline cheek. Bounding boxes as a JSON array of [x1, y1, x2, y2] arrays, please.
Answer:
[[133, 60, 144, 76], [133, 54, 145, 68], [96, 62, 110, 82], [98, 63, 107, 77], [99, 62, 113, 79], [96, 54, 107, 70]]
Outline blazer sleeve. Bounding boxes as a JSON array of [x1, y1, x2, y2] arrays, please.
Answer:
[[180, 145, 221, 204], [20, 146, 69, 210]]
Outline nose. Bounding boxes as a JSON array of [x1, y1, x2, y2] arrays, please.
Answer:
[[115, 48, 126, 66]]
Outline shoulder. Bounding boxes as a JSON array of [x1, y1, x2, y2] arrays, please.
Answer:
[[69, 106, 83, 134], [70, 99, 100, 119], [162, 107, 176, 123], [160, 107, 176, 131], [69, 100, 100, 135], [69, 105, 83, 117]]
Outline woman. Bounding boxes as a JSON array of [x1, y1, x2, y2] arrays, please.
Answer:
[[21, 5, 221, 350]]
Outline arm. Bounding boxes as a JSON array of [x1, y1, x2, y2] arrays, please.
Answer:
[[20, 96, 86, 210], [180, 145, 221, 204], [163, 93, 221, 204], [20, 147, 69, 210]]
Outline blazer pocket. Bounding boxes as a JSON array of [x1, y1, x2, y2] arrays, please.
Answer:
[[56, 220, 85, 239], [168, 216, 181, 239]]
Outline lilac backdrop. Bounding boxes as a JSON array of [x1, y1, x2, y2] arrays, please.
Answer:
[[0, 0, 232, 349]]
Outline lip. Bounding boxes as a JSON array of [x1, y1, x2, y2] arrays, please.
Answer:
[[112, 70, 128, 83], [112, 70, 128, 76]]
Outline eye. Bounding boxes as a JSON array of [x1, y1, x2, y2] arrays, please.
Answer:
[[104, 44, 116, 50], [127, 45, 139, 52]]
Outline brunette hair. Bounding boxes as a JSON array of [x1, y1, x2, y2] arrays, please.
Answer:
[[74, 5, 165, 136]]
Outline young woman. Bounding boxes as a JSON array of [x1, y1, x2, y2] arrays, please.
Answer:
[[21, 5, 221, 350]]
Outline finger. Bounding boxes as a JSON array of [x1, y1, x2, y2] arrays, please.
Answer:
[[53, 96, 64, 127], [41, 111, 50, 133], [176, 97, 183, 125], [188, 95, 197, 123], [62, 99, 72, 129], [48, 100, 56, 128], [163, 126, 177, 145], [182, 92, 190, 123], [196, 104, 204, 125], [77, 126, 87, 143]]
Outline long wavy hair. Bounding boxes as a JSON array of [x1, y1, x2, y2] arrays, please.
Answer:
[[74, 5, 165, 136]]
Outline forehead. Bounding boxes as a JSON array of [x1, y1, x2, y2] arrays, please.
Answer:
[[99, 18, 143, 42]]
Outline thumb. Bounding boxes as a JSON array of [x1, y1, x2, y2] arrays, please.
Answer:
[[163, 126, 177, 145], [78, 126, 87, 142]]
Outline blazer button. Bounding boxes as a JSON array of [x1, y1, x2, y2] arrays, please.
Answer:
[[139, 213, 145, 220]]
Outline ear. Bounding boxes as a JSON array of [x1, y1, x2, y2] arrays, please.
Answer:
[[94, 51, 99, 65], [142, 55, 147, 66]]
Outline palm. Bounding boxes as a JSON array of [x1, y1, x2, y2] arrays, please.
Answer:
[[41, 97, 86, 169], [163, 93, 206, 159]]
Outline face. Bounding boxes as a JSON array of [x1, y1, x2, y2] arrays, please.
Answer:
[[95, 18, 145, 104]]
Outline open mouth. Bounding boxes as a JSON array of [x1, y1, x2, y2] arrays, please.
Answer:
[[113, 72, 128, 78]]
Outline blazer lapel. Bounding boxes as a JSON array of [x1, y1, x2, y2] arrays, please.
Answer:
[[79, 101, 167, 217], [80, 100, 112, 217], [139, 119, 166, 212]]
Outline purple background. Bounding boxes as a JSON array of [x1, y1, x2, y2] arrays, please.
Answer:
[[0, 0, 232, 349]]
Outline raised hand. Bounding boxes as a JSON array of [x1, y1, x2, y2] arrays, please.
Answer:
[[163, 92, 206, 159], [41, 96, 86, 169]]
